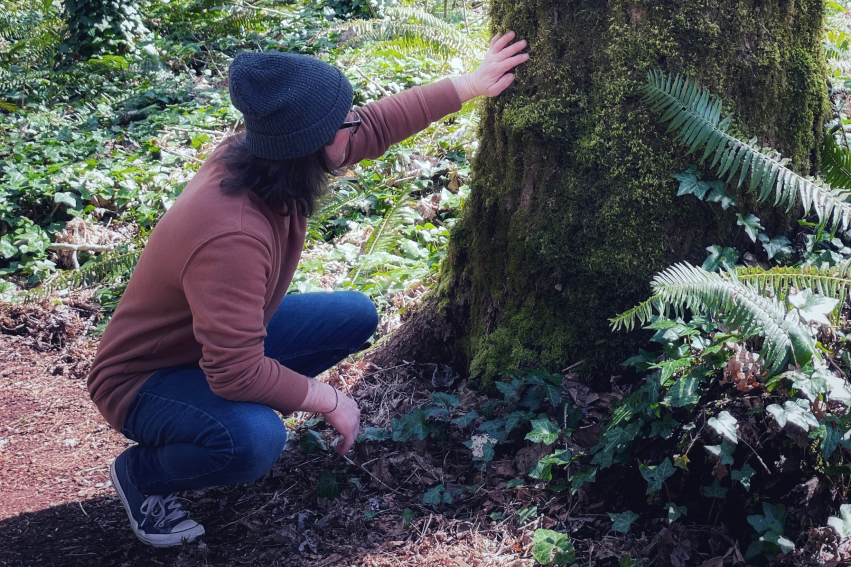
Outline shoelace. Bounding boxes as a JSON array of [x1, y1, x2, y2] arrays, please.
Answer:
[[139, 494, 188, 528]]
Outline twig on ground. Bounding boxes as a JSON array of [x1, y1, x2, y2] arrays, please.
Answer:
[[340, 453, 400, 493]]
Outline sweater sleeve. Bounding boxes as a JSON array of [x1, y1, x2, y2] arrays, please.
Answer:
[[181, 233, 309, 414], [325, 78, 463, 167]]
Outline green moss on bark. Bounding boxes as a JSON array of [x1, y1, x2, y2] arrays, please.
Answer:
[[439, 0, 829, 385]]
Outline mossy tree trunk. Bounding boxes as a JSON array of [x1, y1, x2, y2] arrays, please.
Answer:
[[376, 0, 829, 385]]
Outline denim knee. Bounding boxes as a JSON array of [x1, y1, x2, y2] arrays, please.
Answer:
[[228, 407, 288, 484], [347, 292, 378, 345]]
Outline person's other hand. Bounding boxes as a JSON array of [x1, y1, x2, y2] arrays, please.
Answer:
[[322, 390, 360, 455], [452, 31, 529, 101]]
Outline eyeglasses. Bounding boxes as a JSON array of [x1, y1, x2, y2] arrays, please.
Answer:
[[339, 109, 361, 135]]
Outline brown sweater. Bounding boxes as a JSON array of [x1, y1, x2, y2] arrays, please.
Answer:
[[88, 78, 462, 431]]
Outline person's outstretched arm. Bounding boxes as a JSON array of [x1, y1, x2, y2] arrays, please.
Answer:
[[325, 31, 529, 167]]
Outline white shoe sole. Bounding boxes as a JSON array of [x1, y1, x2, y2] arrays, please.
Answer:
[[109, 459, 205, 548]]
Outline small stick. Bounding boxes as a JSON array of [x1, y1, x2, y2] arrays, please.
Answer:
[[354, 67, 390, 98], [48, 243, 121, 253], [340, 453, 400, 493]]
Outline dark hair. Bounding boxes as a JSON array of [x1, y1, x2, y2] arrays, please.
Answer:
[[216, 131, 339, 216]]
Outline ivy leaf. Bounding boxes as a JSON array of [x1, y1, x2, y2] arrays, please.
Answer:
[[504, 410, 534, 435], [702, 478, 728, 499], [525, 419, 562, 445], [0, 237, 17, 259], [758, 233, 794, 260], [766, 401, 819, 431], [507, 478, 525, 489], [391, 409, 431, 441], [608, 510, 639, 533], [402, 508, 416, 527], [517, 506, 538, 525], [747, 502, 786, 536], [818, 421, 842, 459], [761, 531, 795, 554], [451, 410, 480, 428], [702, 244, 740, 272], [495, 378, 524, 403], [622, 349, 657, 371], [430, 392, 460, 409], [789, 288, 839, 326], [732, 463, 756, 491], [665, 502, 687, 523], [708, 411, 738, 444], [704, 439, 736, 465], [300, 430, 327, 454], [569, 468, 596, 494], [423, 484, 446, 505], [705, 180, 736, 209], [674, 172, 711, 199], [356, 426, 390, 442], [828, 504, 851, 538], [54, 191, 78, 209], [639, 458, 675, 494], [792, 370, 829, 401], [649, 413, 680, 439], [531, 529, 576, 565], [666, 376, 701, 408], [316, 469, 340, 500], [736, 213, 763, 242]]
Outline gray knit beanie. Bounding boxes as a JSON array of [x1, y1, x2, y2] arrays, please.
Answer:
[[228, 52, 354, 160]]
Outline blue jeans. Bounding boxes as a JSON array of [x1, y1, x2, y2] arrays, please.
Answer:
[[120, 291, 378, 496]]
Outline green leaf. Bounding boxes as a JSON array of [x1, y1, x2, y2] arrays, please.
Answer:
[[531, 529, 576, 565], [451, 410, 479, 428], [665, 376, 701, 408], [423, 484, 445, 505], [495, 378, 524, 403], [300, 430, 327, 454], [747, 502, 786, 536], [356, 426, 390, 442], [402, 508, 416, 527], [702, 478, 728, 499], [0, 237, 17, 260], [54, 191, 78, 209], [608, 510, 639, 533], [665, 503, 687, 523], [736, 213, 764, 243], [702, 245, 740, 272], [639, 458, 675, 494], [525, 419, 562, 445], [673, 172, 711, 199], [569, 468, 596, 494], [708, 410, 738, 444], [758, 233, 793, 260], [507, 478, 525, 489], [391, 408, 431, 441], [705, 180, 736, 209], [316, 469, 340, 500], [828, 504, 851, 538], [430, 392, 460, 409], [649, 413, 680, 439], [704, 439, 736, 465], [516, 506, 538, 525], [732, 463, 756, 491], [766, 401, 819, 431], [789, 288, 839, 326]]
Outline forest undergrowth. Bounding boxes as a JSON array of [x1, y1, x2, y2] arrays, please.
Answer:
[[7, 0, 851, 565]]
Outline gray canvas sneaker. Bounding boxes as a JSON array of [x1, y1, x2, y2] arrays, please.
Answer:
[[110, 451, 205, 547]]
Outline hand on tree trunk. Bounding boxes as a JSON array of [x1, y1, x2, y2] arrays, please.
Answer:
[[452, 31, 529, 102]]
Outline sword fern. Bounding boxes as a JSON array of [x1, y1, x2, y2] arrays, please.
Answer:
[[641, 71, 851, 232]]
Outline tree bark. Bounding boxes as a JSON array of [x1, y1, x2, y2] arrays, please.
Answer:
[[374, 0, 829, 386]]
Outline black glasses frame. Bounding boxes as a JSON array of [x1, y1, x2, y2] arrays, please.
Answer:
[[339, 109, 361, 135]]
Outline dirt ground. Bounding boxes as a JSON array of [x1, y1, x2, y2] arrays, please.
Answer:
[[0, 301, 549, 567], [3, 301, 851, 567]]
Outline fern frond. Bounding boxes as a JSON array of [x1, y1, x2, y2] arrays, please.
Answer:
[[641, 71, 851, 232], [307, 184, 365, 241], [23, 240, 145, 302], [614, 263, 818, 373], [363, 194, 415, 255], [822, 133, 851, 189], [608, 297, 662, 332], [735, 261, 851, 322]]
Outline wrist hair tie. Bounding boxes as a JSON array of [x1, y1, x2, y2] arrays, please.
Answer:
[[327, 386, 338, 413]]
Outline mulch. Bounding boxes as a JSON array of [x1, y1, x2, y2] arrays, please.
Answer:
[[2, 300, 851, 566]]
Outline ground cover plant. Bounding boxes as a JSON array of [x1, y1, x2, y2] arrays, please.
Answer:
[[6, 0, 851, 565]]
